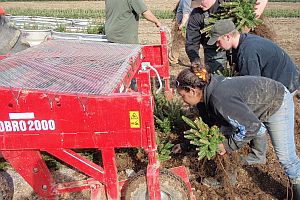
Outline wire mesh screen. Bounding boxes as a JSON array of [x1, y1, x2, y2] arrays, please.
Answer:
[[0, 40, 142, 95]]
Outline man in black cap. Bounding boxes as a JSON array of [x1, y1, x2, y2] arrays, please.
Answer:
[[208, 19, 300, 95], [185, 0, 268, 72], [208, 19, 300, 198]]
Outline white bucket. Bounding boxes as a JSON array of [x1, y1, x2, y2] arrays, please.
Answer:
[[21, 29, 52, 46]]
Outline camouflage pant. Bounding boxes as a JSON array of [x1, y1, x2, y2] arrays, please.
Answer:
[[168, 22, 185, 64]]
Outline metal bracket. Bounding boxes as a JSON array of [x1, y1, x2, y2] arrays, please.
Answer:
[[45, 92, 54, 110], [77, 96, 88, 112], [10, 87, 21, 106]]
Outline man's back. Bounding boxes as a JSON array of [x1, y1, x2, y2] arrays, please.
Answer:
[[236, 33, 300, 93], [105, 0, 147, 44]]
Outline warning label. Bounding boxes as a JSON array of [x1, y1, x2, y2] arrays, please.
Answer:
[[129, 111, 140, 128]]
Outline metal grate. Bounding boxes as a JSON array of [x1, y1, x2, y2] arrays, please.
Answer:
[[0, 40, 142, 95]]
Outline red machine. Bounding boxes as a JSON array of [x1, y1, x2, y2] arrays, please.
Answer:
[[0, 31, 194, 200]]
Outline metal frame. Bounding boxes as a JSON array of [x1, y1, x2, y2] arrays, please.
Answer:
[[0, 31, 194, 200]]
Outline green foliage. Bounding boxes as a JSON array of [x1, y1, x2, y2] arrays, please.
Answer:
[[154, 93, 185, 162], [42, 153, 62, 170], [182, 116, 224, 160], [6, 8, 105, 19], [154, 93, 184, 134], [156, 134, 174, 162], [201, 0, 263, 35], [216, 62, 238, 77], [5, 8, 300, 20], [87, 24, 104, 34], [55, 24, 66, 32]]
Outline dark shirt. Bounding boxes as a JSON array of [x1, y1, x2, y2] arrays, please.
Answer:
[[234, 33, 300, 93], [203, 75, 284, 152], [185, 0, 223, 64]]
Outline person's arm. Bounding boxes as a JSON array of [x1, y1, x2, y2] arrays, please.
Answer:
[[179, 0, 192, 30], [142, 10, 161, 28], [210, 94, 264, 152], [185, 11, 202, 65], [179, 13, 190, 30], [254, 0, 268, 18]]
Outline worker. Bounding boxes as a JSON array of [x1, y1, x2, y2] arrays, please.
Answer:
[[168, 0, 192, 65], [104, 0, 161, 44], [207, 19, 300, 95], [185, 0, 268, 72], [0, 7, 29, 54], [176, 66, 300, 197], [202, 18, 300, 166]]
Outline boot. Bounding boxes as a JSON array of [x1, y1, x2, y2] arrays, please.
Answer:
[[293, 183, 300, 200], [241, 132, 267, 165]]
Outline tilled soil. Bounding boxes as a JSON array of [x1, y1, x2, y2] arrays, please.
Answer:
[[0, 1, 300, 199]]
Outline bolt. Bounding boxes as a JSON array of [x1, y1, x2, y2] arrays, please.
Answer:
[[42, 185, 48, 190], [33, 168, 39, 173]]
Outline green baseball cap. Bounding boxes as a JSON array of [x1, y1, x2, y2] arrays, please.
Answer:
[[207, 19, 236, 45]]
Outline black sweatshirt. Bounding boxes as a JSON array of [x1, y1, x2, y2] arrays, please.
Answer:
[[233, 33, 300, 93], [203, 75, 285, 152], [185, 0, 223, 64]]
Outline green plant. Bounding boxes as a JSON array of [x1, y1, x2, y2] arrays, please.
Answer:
[[182, 116, 224, 160], [153, 93, 185, 162], [156, 134, 174, 162], [154, 93, 184, 134], [200, 0, 263, 36], [55, 23, 66, 32], [87, 24, 104, 34], [216, 62, 238, 77]]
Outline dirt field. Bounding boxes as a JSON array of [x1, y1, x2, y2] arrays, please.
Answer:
[[1, 1, 300, 200]]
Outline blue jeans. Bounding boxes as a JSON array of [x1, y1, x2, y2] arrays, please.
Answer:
[[220, 125, 267, 165], [264, 87, 300, 181]]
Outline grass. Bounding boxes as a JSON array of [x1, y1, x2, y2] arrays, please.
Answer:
[[6, 8, 300, 19]]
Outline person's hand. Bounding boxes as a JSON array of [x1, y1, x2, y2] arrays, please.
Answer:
[[242, 25, 251, 33], [172, 144, 182, 154], [218, 143, 226, 155], [178, 23, 184, 31], [254, 1, 264, 18], [191, 60, 201, 68], [155, 21, 161, 28]]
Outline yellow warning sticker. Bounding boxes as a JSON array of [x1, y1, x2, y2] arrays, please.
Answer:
[[129, 111, 140, 128]]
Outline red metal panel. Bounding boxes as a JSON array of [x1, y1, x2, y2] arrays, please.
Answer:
[[0, 31, 192, 200], [0, 89, 154, 149], [2, 150, 56, 199]]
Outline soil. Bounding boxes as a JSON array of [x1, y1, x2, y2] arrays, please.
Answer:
[[0, 1, 300, 200]]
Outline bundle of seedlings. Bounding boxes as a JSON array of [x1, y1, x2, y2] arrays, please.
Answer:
[[153, 93, 188, 162], [200, 0, 262, 35], [182, 116, 241, 195]]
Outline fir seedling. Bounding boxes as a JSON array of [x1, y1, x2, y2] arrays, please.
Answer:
[[200, 0, 263, 36], [182, 116, 224, 160], [156, 135, 174, 162]]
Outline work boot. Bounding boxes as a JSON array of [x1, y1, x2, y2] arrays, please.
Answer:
[[241, 132, 267, 165], [292, 183, 300, 200], [202, 171, 237, 189]]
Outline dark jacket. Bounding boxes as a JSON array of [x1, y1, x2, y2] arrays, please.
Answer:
[[185, 0, 223, 64], [233, 33, 300, 93], [203, 75, 285, 152]]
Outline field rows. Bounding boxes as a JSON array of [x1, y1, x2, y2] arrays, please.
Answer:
[[2, 1, 300, 10]]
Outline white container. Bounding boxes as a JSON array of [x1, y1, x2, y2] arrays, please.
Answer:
[[21, 29, 52, 46], [50, 31, 107, 42]]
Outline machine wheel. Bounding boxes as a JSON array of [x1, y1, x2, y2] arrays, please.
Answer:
[[0, 171, 13, 200], [123, 168, 190, 200]]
